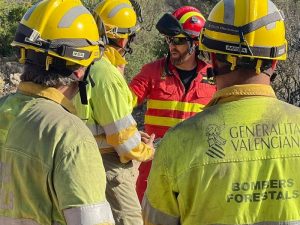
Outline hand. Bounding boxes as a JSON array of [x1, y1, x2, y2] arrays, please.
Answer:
[[144, 133, 156, 162], [140, 131, 151, 143], [145, 133, 155, 149]]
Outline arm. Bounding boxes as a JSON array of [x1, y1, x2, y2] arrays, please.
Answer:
[[142, 133, 180, 225], [129, 64, 152, 107], [93, 67, 154, 163], [54, 139, 114, 225]]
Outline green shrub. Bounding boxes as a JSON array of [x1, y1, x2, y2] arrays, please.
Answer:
[[0, 1, 34, 56]]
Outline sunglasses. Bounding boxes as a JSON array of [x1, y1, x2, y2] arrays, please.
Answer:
[[165, 36, 189, 45]]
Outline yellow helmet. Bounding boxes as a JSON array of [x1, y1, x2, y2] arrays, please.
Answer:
[[11, 0, 103, 67], [199, 0, 287, 61], [93, 0, 140, 39]]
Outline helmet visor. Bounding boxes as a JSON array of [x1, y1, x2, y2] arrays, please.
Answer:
[[156, 13, 183, 37], [165, 36, 189, 45]]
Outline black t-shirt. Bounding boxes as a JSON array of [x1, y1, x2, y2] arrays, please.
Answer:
[[176, 66, 198, 92]]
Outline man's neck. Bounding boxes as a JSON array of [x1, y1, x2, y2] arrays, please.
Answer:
[[174, 55, 197, 71], [57, 83, 78, 100], [175, 59, 197, 71], [216, 69, 271, 90]]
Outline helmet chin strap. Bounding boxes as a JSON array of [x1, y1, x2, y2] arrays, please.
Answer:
[[78, 44, 105, 105], [78, 65, 91, 105], [187, 39, 196, 54]]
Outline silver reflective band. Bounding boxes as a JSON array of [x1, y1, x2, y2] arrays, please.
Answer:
[[108, 3, 133, 18], [115, 130, 141, 154], [0, 217, 40, 225], [142, 196, 180, 225], [224, 0, 235, 25], [266, 0, 279, 30], [63, 201, 115, 225], [58, 6, 90, 28], [23, 4, 39, 21], [103, 114, 136, 135]]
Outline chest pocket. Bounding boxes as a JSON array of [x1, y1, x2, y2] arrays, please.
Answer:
[[151, 77, 176, 100]]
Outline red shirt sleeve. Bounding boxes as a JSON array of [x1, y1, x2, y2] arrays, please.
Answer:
[[129, 64, 153, 105]]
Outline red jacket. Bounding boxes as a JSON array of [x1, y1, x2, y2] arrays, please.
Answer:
[[130, 57, 216, 138]]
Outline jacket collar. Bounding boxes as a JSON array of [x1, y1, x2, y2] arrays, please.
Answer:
[[206, 84, 276, 107], [17, 82, 76, 114], [104, 46, 127, 67]]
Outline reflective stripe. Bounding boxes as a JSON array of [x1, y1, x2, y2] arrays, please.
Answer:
[[147, 99, 204, 113], [224, 0, 235, 25], [0, 217, 40, 225], [103, 115, 136, 135], [87, 124, 105, 135], [108, 3, 132, 18], [23, 4, 39, 21], [115, 130, 141, 154], [268, 0, 281, 15], [63, 201, 115, 225], [267, 0, 279, 29], [58, 6, 90, 28], [142, 196, 180, 225], [179, 11, 205, 24], [145, 115, 184, 127]]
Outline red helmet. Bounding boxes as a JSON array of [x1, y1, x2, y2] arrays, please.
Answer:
[[172, 6, 205, 38]]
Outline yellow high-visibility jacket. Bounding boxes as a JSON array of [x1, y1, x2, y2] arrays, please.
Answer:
[[143, 84, 300, 225], [0, 82, 114, 225], [74, 48, 154, 163]]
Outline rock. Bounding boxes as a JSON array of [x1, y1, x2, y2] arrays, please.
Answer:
[[9, 73, 21, 86], [0, 76, 4, 96], [0, 57, 23, 96]]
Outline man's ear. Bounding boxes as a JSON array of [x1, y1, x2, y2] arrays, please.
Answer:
[[117, 38, 128, 48], [71, 67, 86, 81]]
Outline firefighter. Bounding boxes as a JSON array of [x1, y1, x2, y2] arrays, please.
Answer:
[[143, 0, 300, 224], [0, 0, 114, 224], [130, 6, 216, 202], [73, 0, 154, 224]]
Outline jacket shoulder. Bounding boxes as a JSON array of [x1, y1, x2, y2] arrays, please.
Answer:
[[29, 99, 94, 142], [90, 58, 124, 85], [139, 57, 166, 78]]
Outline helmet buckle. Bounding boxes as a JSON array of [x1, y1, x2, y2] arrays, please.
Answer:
[[28, 29, 41, 43], [111, 27, 118, 35], [57, 45, 67, 57], [238, 29, 254, 56]]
